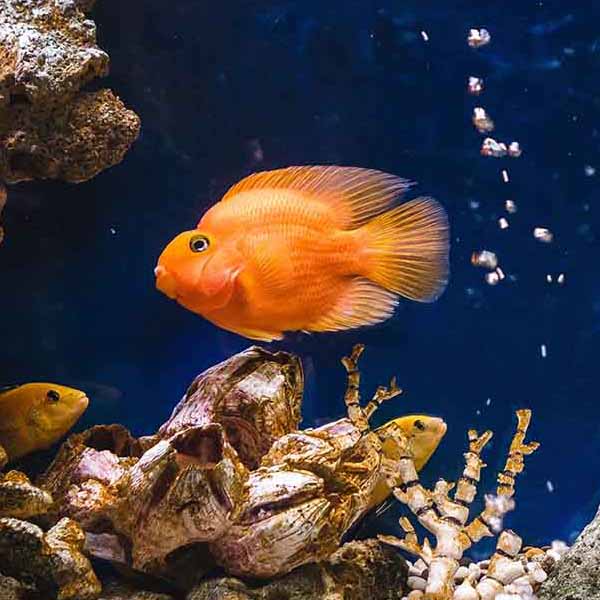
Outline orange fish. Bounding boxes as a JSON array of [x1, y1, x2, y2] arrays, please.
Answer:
[[155, 166, 449, 341]]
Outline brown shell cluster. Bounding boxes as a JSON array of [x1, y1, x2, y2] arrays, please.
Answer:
[[38, 346, 394, 581]]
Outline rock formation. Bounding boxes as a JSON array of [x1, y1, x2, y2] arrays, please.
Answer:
[[538, 504, 600, 600], [0, 0, 140, 183]]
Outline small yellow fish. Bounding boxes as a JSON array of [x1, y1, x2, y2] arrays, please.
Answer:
[[369, 414, 447, 508], [0, 383, 89, 462]]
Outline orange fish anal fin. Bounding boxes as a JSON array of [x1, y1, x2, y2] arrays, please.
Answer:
[[220, 165, 413, 230], [362, 196, 450, 303], [306, 278, 398, 333], [227, 325, 284, 342]]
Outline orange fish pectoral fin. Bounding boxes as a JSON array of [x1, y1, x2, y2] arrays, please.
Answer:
[[200, 252, 245, 298], [219, 165, 413, 230], [249, 238, 295, 294], [362, 196, 450, 303], [305, 277, 399, 333]]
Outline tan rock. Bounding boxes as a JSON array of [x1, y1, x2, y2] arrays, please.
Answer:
[[0, 0, 140, 183]]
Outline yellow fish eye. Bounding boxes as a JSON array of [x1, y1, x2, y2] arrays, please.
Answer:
[[189, 234, 210, 253], [414, 419, 426, 431], [46, 389, 60, 402]]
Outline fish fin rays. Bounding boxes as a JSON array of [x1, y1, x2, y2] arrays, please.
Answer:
[[249, 238, 294, 293], [207, 314, 284, 342], [306, 277, 398, 332], [363, 196, 450, 303], [230, 326, 284, 342], [220, 165, 413, 229]]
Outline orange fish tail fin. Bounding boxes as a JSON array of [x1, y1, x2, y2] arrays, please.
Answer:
[[362, 197, 450, 302]]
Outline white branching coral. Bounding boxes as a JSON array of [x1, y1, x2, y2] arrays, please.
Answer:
[[355, 347, 541, 600]]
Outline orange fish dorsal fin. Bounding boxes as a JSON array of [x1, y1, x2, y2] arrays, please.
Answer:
[[306, 277, 399, 332], [220, 166, 413, 229]]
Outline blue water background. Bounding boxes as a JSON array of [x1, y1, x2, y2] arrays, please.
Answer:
[[1, 1, 599, 551]]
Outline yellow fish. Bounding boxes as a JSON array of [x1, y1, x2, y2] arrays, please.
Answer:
[[155, 166, 450, 341], [0, 383, 89, 462], [369, 414, 447, 508]]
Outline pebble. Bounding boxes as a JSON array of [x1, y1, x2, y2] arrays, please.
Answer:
[[541, 554, 556, 572], [471, 250, 498, 269], [507, 141, 522, 157], [505, 576, 534, 595], [527, 561, 548, 583], [453, 580, 479, 600], [551, 540, 569, 555], [408, 564, 423, 577], [415, 548, 564, 599], [468, 76, 484, 95], [533, 227, 554, 243], [413, 558, 428, 573], [468, 563, 482, 579], [547, 549, 562, 562], [473, 107, 495, 132], [485, 271, 500, 286], [407, 576, 427, 591], [468, 28, 491, 48]]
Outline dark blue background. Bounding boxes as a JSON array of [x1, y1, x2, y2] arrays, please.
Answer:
[[1, 0, 599, 552]]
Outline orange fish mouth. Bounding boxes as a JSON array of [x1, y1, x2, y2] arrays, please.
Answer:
[[155, 265, 179, 300]]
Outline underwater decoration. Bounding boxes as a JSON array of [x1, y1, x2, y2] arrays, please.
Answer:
[[1, 1, 599, 600], [0, 346, 583, 599], [36, 347, 444, 578]]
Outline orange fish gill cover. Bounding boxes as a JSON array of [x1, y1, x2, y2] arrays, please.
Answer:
[[155, 165, 450, 341]]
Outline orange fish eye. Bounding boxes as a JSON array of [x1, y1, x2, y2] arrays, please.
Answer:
[[414, 419, 426, 431], [189, 234, 210, 253], [46, 389, 60, 402]]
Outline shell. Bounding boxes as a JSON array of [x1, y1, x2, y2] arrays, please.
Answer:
[[38, 424, 143, 527], [159, 346, 304, 469], [113, 424, 249, 572], [210, 417, 385, 577]]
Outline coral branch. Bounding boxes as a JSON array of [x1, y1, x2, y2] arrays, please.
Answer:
[[453, 429, 493, 508], [476, 530, 525, 598], [497, 409, 540, 497], [341, 344, 401, 432], [379, 409, 540, 599], [464, 409, 539, 547], [379, 516, 436, 568], [364, 377, 403, 420], [341, 344, 369, 433]]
